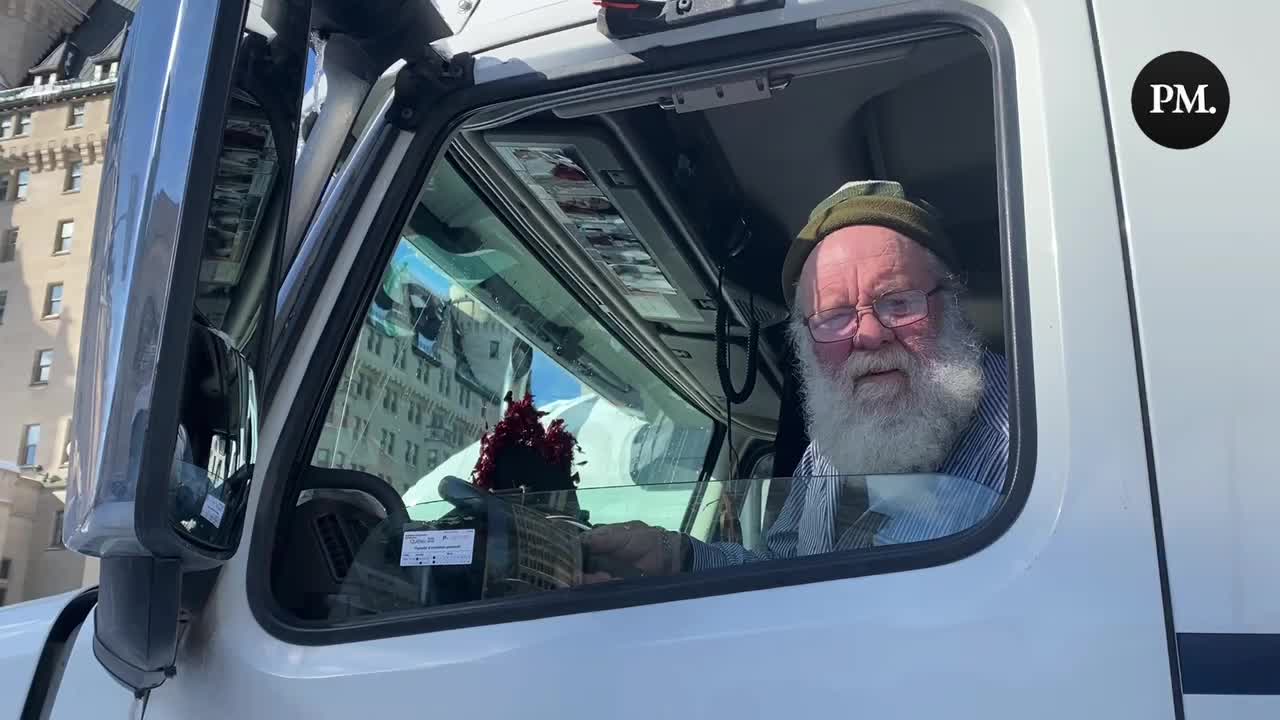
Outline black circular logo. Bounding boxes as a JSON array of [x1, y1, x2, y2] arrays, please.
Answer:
[[1131, 51, 1229, 149]]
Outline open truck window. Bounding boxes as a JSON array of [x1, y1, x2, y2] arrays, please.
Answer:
[[268, 28, 1027, 632]]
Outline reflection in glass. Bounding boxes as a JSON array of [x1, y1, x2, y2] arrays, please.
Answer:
[[312, 157, 714, 528], [168, 323, 257, 550]]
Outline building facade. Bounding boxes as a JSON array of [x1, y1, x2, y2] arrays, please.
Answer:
[[315, 274, 517, 496], [0, 2, 130, 606]]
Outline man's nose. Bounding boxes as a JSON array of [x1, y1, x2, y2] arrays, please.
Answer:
[[851, 310, 894, 350]]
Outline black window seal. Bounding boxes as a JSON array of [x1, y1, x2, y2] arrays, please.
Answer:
[[248, 3, 1035, 647]]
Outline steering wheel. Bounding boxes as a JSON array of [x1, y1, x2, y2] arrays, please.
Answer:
[[302, 466, 410, 525], [332, 476, 593, 618]]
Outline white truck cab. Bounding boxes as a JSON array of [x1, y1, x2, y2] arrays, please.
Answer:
[[2, 1, 1276, 718]]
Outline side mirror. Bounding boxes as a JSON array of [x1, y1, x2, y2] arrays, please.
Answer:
[[169, 324, 258, 552], [93, 323, 258, 692], [63, 0, 309, 693]]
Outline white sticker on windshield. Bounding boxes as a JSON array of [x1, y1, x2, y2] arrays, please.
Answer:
[[200, 495, 226, 528], [400, 529, 475, 567]]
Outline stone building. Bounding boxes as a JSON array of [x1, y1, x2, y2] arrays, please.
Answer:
[[0, 1, 132, 605], [314, 266, 517, 495]]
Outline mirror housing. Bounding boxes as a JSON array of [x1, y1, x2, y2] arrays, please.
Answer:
[[62, 0, 307, 693], [65, 0, 253, 565]]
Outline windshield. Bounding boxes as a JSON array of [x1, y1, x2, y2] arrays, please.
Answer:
[[311, 155, 716, 531]]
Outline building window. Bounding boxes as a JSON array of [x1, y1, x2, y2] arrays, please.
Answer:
[[108, 62, 118, 78], [65, 162, 82, 192], [0, 290, 7, 325], [334, 451, 346, 468], [19, 424, 40, 466], [0, 175, 8, 199], [489, 340, 501, 358], [0, 557, 10, 579], [317, 448, 331, 464], [51, 511, 65, 549], [68, 103, 86, 128], [0, 115, 11, 137], [15, 112, 31, 137], [1, 228, 16, 261], [54, 220, 73, 254], [0, 587, 7, 605], [43, 283, 63, 318], [32, 349, 52, 384], [15, 169, 30, 200]]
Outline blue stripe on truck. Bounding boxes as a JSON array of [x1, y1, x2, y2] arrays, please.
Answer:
[[1178, 633, 1280, 695]]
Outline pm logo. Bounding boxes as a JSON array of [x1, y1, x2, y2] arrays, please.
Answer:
[[1132, 51, 1229, 149]]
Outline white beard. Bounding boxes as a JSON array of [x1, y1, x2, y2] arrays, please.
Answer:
[[790, 297, 986, 476]]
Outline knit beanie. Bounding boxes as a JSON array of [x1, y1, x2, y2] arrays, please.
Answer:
[[780, 180, 956, 304]]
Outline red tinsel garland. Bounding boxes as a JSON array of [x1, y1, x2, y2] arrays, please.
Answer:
[[471, 391, 578, 490]]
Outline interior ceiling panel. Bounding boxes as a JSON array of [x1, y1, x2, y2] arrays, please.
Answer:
[[701, 34, 988, 242], [871, 51, 997, 227]]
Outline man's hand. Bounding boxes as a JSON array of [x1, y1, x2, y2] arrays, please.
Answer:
[[580, 521, 687, 583]]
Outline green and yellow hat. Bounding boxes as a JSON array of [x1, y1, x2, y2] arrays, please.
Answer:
[[781, 180, 956, 305]]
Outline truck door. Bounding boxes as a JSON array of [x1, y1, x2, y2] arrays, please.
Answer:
[[1092, 2, 1280, 718], [48, 1, 1183, 718]]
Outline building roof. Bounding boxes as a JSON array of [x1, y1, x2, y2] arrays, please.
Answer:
[[29, 41, 74, 75], [67, 0, 135, 58], [34, 0, 134, 83], [87, 28, 126, 66]]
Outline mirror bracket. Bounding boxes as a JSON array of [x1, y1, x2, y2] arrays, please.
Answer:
[[92, 557, 183, 694], [389, 49, 475, 131]]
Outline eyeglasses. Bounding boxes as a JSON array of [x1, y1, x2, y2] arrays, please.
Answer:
[[805, 287, 941, 343]]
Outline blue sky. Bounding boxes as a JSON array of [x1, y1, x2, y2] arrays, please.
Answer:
[[392, 241, 452, 297], [532, 352, 583, 405]]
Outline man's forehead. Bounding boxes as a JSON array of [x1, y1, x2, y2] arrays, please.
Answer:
[[808, 226, 920, 261], [797, 226, 932, 295]]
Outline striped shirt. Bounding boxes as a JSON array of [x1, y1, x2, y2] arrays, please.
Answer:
[[691, 350, 1010, 569]]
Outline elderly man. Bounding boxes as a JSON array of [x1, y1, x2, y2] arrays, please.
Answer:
[[582, 181, 1010, 580]]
